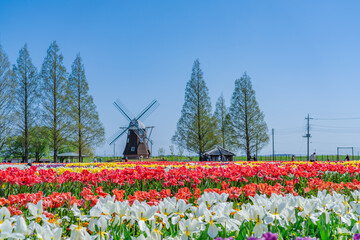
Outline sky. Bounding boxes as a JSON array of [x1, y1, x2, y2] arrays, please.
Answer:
[[1, 0, 360, 157]]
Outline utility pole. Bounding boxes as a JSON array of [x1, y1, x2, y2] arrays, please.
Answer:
[[272, 128, 275, 161], [303, 114, 312, 160]]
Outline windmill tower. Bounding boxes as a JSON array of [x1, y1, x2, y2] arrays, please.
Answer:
[[109, 99, 159, 159]]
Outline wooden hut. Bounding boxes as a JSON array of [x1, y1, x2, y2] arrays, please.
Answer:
[[203, 146, 235, 161]]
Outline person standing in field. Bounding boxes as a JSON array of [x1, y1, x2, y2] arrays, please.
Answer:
[[310, 152, 316, 162], [291, 155, 295, 161], [345, 154, 350, 161], [139, 155, 143, 162]]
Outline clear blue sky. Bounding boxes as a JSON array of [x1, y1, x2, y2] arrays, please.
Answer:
[[1, 0, 360, 157]]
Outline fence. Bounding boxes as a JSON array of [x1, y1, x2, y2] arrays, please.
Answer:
[[2, 154, 358, 163], [233, 154, 359, 161]]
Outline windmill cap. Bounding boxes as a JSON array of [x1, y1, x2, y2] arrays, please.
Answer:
[[129, 120, 146, 129]]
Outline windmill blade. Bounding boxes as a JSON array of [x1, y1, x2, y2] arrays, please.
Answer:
[[132, 126, 148, 142], [113, 99, 133, 121], [108, 126, 130, 145], [135, 99, 159, 122], [133, 124, 152, 143], [131, 127, 143, 139]]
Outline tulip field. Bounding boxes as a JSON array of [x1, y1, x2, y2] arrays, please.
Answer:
[[2, 161, 360, 239]]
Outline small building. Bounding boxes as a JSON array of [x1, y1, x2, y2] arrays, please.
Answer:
[[203, 146, 235, 161]]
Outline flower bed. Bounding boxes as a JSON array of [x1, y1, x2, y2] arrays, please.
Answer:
[[1, 161, 360, 239]]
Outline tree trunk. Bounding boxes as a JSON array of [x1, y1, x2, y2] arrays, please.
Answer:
[[197, 73, 202, 160], [78, 74, 82, 163], [53, 147, 57, 163], [24, 128, 28, 162], [53, 89, 57, 162], [53, 58, 58, 163], [53, 117, 57, 162], [244, 94, 250, 161], [24, 68, 29, 163]]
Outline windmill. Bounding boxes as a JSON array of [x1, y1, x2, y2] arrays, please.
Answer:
[[109, 99, 159, 159]]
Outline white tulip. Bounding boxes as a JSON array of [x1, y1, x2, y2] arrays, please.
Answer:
[[171, 199, 191, 225], [27, 200, 48, 222], [69, 224, 91, 240], [71, 204, 90, 221], [178, 218, 202, 240], [13, 216, 28, 235], [0, 219, 25, 240], [35, 224, 62, 240], [249, 206, 267, 238], [131, 200, 158, 235], [264, 200, 287, 227], [0, 208, 11, 222]]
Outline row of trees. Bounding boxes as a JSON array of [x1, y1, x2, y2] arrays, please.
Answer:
[[172, 59, 269, 160], [0, 42, 105, 162]]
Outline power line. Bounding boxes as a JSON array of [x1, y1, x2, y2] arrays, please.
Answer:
[[312, 124, 360, 129], [312, 129, 360, 134], [313, 117, 360, 120]]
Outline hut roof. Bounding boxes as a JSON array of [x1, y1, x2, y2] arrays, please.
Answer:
[[204, 146, 235, 156]]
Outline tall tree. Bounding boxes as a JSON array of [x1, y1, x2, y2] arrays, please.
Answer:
[[214, 94, 235, 150], [0, 44, 14, 152], [172, 59, 217, 159], [67, 54, 105, 161], [40, 41, 68, 163], [13, 44, 39, 162], [229, 73, 269, 160]]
